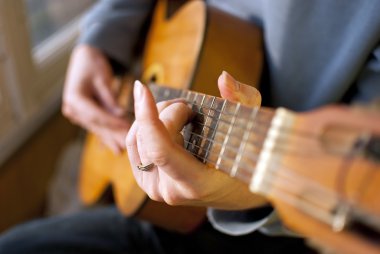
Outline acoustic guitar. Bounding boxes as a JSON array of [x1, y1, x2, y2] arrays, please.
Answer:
[[79, 0, 263, 233], [148, 84, 380, 254]]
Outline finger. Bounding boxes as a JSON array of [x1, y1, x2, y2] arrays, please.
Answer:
[[76, 95, 129, 129], [125, 122, 146, 189], [159, 102, 192, 136], [133, 81, 203, 179], [125, 122, 140, 164], [218, 71, 261, 107], [133, 81, 172, 165], [93, 77, 125, 116], [157, 98, 187, 113]]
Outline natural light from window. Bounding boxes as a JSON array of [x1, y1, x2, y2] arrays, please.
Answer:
[[24, 0, 96, 48]]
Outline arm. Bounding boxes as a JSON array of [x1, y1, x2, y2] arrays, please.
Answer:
[[78, 0, 156, 67]]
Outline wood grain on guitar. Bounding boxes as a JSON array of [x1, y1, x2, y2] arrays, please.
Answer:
[[79, 0, 262, 234]]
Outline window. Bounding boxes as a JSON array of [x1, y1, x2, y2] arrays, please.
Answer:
[[24, 0, 96, 49], [0, 0, 97, 165]]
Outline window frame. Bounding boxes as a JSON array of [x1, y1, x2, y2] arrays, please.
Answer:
[[0, 0, 92, 165]]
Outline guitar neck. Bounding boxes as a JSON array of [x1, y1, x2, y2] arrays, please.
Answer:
[[149, 84, 380, 245], [150, 83, 274, 180]]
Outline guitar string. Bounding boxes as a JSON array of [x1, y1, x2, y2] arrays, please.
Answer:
[[183, 136, 378, 227], [127, 101, 366, 156], [183, 142, 379, 230], [151, 88, 379, 228], [183, 139, 339, 201], [182, 143, 340, 227], [125, 87, 369, 154], [185, 127, 331, 158], [129, 87, 377, 226], [182, 139, 373, 212]]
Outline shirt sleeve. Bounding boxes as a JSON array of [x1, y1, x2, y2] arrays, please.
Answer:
[[77, 0, 156, 68], [207, 207, 300, 237]]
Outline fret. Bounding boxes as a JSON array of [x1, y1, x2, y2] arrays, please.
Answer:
[[216, 102, 240, 171], [149, 86, 273, 179], [179, 89, 187, 100], [230, 107, 258, 178], [200, 96, 217, 162], [185, 89, 192, 101], [197, 95, 208, 162]]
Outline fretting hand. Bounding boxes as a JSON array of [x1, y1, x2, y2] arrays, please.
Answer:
[[126, 71, 268, 210]]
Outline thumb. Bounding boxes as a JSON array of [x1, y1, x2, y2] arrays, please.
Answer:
[[93, 72, 124, 116], [218, 71, 261, 107]]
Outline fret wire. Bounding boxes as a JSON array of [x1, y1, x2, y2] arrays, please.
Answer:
[[183, 100, 324, 145], [136, 86, 283, 141], [190, 118, 268, 151], [230, 107, 258, 177], [126, 87, 315, 144], [184, 138, 259, 162], [189, 103, 271, 134], [184, 91, 192, 151], [215, 100, 229, 169], [150, 86, 364, 153], [198, 94, 207, 162], [186, 121, 325, 158], [203, 96, 217, 163], [179, 90, 187, 98], [190, 92, 200, 157], [185, 129, 327, 171]]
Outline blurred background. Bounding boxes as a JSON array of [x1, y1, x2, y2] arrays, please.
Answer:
[[0, 0, 97, 233]]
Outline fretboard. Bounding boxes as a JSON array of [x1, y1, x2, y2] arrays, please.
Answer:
[[149, 84, 275, 184]]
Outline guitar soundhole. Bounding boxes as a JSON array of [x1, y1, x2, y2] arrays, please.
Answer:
[[149, 74, 157, 83]]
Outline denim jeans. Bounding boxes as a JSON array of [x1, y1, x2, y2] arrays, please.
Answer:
[[0, 206, 316, 254]]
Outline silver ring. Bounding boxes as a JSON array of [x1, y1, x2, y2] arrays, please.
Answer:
[[137, 162, 155, 171]]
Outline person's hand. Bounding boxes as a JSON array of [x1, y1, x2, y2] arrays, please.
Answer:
[[62, 45, 130, 153], [126, 71, 268, 210]]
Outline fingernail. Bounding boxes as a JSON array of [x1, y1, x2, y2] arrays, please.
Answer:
[[134, 80, 144, 100], [222, 71, 240, 91]]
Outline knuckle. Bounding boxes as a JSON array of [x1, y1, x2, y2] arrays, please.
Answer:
[[161, 187, 180, 206], [146, 191, 163, 203], [125, 132, 135, 147], [61, 103, 72, 117], [148, 149, 170, 167], [157, 101, 171, 112]]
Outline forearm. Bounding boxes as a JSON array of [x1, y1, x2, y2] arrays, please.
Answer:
[[78, 0, 156, 68]]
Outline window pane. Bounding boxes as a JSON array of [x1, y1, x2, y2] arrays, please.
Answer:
[[24, 0, 96, 48]]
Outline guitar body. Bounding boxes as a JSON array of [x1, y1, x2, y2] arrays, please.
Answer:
[[79, 0, 263, 233]]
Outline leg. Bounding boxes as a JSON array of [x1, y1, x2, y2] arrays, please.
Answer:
[[154, 221, 318, 254], [0, 206, 164, 254]]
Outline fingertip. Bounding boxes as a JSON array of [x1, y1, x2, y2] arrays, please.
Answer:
[[133, 80, 158, 121], [218, 71, 239, 91], [133, 80, 144, 101]]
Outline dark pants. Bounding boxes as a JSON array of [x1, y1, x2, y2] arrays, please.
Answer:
[[0, 206, 317, 254]]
